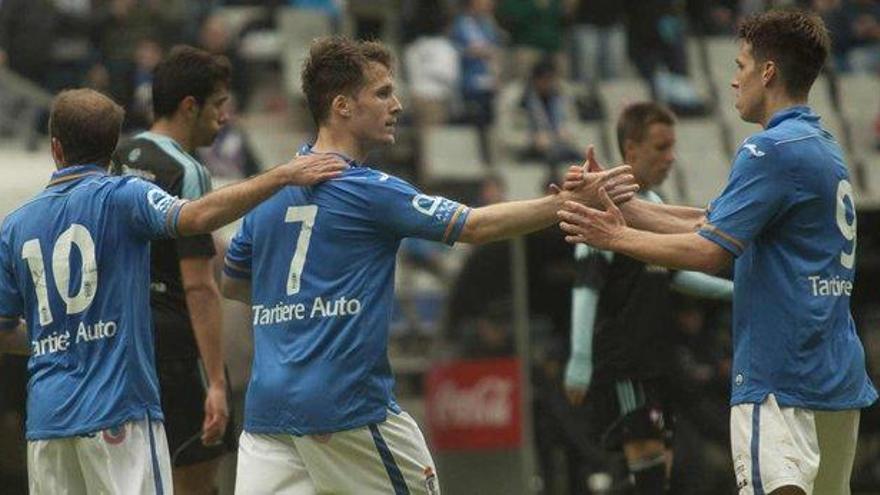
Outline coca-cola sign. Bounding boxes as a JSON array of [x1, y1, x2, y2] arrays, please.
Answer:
[[424, 357, 522, 451]]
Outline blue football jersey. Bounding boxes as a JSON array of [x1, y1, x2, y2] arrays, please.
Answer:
[[699, 106, 877, 410], [0, 164, 184, 439], [224, 148, 470, 434]]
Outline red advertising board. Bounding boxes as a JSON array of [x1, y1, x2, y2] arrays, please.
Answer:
[[424, 357, 522, 451]]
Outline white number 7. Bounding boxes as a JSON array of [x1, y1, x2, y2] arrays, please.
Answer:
[[835, 180, 857, 269], [285, 206, 318, 295]]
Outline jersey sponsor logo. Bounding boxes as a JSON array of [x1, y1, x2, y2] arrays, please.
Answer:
[[102, 425, 127, 445], [147, 188, 176, 214], [128, 148, 142, 162], [807, 275, 853, 297], [251, 296, 363, 326], [30, 319, 118, 358], [742, 143, 765, 157]]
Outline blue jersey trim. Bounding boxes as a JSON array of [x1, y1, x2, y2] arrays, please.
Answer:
[[146, 414, 165, 495], [750, 404, 765, 494], [698, 225, 743, 257], [369, 424, 410, 495]]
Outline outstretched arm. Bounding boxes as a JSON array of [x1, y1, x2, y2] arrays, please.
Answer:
[[670, 271, 733, 301], [562, 147, 706, 234], [458, 165, 638, 244], [177, 154, 345, 236], [558, 193, 731, 274]]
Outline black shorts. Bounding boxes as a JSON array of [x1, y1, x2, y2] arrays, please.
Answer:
[[157, 358, 237, 467], [583, 378, 675, 452]]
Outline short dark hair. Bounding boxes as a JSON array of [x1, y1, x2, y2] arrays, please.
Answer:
[[616, 102, 676, 159], [49, 89, 124, 168], [737, 9, 830, 98], [301, 36, 393, 126], [152, 45, 231, 119]]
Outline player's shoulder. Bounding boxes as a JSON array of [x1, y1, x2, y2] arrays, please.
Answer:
[[331, 166, 412, 192], [114, 133, 189, 180]]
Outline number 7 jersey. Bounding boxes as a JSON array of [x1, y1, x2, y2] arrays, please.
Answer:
[[224, 150, 470, 435], [0, 165, 184, 439], [698, 106, 877, 410]]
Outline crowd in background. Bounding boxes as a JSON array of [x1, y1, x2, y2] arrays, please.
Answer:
[[1, 0, 879, 493]]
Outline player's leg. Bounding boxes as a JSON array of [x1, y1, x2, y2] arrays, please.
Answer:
[[616, 380, 671, 495], [76, 418, 173, 494], [295, 409, 440, 494], [812, 409, 859, 495], [27, 437, 88, 495], [235, 431, 316, 495], [730, 394, 819, 495], [159, 358, 236, 495]]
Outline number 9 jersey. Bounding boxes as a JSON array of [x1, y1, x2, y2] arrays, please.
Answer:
[[0, 164, 185, 440], [224, 147, 470, 435], [698, 106, 878, 410]]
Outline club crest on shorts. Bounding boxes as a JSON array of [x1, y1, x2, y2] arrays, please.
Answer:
[[102, 425, 126, 445], [423, 466, 439, 495]]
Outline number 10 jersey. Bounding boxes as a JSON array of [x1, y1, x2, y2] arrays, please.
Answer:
[[0, 165, 183, 439]]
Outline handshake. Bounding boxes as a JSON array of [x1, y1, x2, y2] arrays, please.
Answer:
[[553, 146, 637, 250]]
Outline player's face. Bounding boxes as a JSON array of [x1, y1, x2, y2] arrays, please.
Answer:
[[629, 123, 676, 189], [348, 62, 403, 146], [192, 86, 230, 147], [731, 42, 766, 124]]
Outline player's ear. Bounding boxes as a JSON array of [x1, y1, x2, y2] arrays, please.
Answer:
[[623, 138, 638, 164], [761, 60, 777, 88], [332, 95, 351, 119], [180, 96, 199, 118], [50, 137, 66, 168]]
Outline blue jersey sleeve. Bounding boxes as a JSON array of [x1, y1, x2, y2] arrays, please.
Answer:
[[371, 176, 470, 245], [116, 177, 186, 240], [224, 215, 253, 280], [0, 228, 23, 329], [698, 138, 791, 257]]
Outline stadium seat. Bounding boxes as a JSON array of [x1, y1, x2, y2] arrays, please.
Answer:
[[674, 119, 733, 207], [277, 8, 333, 100], [423, 126, 487, 179]]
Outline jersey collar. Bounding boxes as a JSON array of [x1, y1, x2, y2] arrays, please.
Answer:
[[298, 143, 359, 168], [766, 105, 816, 130], [47, 164, 108, 187]]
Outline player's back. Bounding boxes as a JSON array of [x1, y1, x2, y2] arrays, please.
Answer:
[[0, 166, 168, 439], [228, 162, 469, 435]]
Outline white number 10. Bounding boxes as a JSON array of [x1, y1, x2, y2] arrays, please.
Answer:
[[836, 180, 857, 269], [284, 206, 318, 295], [21, 224, 98, 326]]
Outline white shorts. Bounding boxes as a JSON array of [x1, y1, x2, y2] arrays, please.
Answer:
[[731, 394, 860, 495], [28, 419, 172, 495], [235, 410, 440, 495]]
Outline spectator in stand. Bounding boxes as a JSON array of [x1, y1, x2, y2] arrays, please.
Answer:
[[0, 0, 55, 88], [816, 0, 880, 73], [497, 0, 567, 79], [404, 3, 460, 126], [451, 0, 503, 166], [519, 57, 584, 169], [622, 0, 708, 116], [199, 13, 253, 111], [126, 38, 163, 132]]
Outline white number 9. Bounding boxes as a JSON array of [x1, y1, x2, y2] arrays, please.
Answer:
[[835, 180, 857, 269]]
